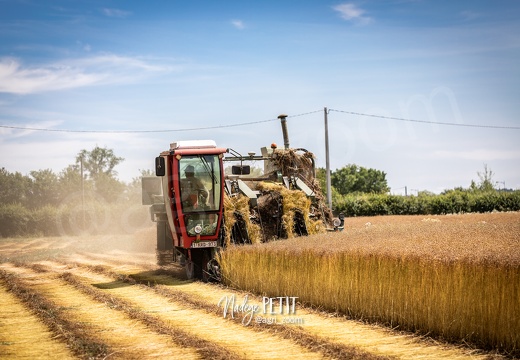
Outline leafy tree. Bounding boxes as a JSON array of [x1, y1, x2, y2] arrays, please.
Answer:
[[76, 146, 124, 180], [331, 164, 389, 195], [477, 163, 495, 192], [57, 164, 91, 202], [0, 167, 32, 205], [315, 167, 341, 202], [75, 146, 125, 202], [28, 169, 60, 207], [316, 167, 325, 192], [93, 172, 125, 202]]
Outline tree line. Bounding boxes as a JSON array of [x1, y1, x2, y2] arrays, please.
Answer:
[[316, 163, 520, 216], [0, 146, 150, 237], [1, 146, 518, 237], [1, 146, 132, 207]]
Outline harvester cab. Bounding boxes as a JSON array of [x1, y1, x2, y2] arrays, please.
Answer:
[[148, 140, 226, 281]]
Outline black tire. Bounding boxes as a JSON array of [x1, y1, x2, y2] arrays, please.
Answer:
[[185, 260, 196, 280], [200, 250, 211, 283], [188, 249, 204, 280]]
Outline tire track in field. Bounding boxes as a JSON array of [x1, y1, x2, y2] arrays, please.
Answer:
[[37, 261, 330, 360], [0, 264, 201, 360], [0, 282, 75, 360], [67, 255, 493, 360], [0, 269, 110, 359], [66, 262, 390, 360], [63, 252, 169, 275]]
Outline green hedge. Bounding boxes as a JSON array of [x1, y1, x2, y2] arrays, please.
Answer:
[[0, 201, 150, 238], [2, 191, 519, 237], [334, 191, 520, 217]]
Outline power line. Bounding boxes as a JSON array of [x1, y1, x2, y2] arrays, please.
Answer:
[[328, 109, 520, 130], [0, 117, 279, 133], [1, 108, 518, 133], [0, 110, 321, 134]]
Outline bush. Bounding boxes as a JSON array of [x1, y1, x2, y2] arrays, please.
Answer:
[[0, 198, 152, 238], [0, 203, 30, 237], [333, 191, 520, 217], [28, 205, 60, 236]]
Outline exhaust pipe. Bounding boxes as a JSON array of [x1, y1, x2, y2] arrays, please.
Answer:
[[278, 114, 289, 149]]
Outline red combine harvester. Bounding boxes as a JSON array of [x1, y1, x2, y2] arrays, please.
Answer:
[[142, 118, 343, 281]]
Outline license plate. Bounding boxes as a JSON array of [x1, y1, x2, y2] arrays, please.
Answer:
[[191, 241, 217, 248]]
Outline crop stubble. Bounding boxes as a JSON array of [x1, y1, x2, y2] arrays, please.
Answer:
[[0, 212, 515, 359]]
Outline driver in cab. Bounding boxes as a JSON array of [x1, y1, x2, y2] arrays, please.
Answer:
[[181, 165, 208, 210]]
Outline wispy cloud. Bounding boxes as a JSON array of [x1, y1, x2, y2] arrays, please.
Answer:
[[0, 55, 172, 95], [101, 8, 131, 18], [332, 3, 372, 24], [231, 19, 245, 30]]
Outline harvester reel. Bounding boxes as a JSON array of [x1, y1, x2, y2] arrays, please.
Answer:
[[293, 209, 308, 236], [230, 211, 251, 245]]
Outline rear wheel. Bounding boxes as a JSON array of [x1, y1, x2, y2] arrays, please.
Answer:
[[200, 250, 211, 283], [185, 249, 219, 282], [185, 259, 196, 280], [186, 249, 204, 280], [156, 218, 174, 266]]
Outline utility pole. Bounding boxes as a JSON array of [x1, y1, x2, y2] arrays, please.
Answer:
[[80, 155, 85, 231], [324, 107, 332, 208]]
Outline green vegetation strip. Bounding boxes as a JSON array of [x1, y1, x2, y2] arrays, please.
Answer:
[[79, 264, 391, 360], [0, 269, 110, 359], [58, 271, 241, 360]]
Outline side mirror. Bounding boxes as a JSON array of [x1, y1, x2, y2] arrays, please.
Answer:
[[231, 165, 251, 175], [155, 157, 165, 176]]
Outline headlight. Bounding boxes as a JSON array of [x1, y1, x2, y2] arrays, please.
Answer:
[[194, 224, 203, 234], [333, 218, 341, 227]]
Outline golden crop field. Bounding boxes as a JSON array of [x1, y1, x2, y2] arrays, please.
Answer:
[[0, 213, 516, 359], [220, 212, 520, 357]]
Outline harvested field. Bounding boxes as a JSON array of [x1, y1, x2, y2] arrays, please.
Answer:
[[0, 213, 515, 359]]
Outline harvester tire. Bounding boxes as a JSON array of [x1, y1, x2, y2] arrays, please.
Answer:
[[200, 250, 211, 283], [185, 260, 196, 280]]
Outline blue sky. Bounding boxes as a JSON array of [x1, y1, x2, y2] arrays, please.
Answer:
[[1, 0, 519, 194]]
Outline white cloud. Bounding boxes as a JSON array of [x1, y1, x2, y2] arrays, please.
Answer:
[[0, 55, 172, 95], [332, 3, 372, 24], [231, 20, 245, 30], [101, 8, 131, 18]]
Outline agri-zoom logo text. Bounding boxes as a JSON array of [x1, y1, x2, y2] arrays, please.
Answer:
[[218, 294, 304, 326]]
